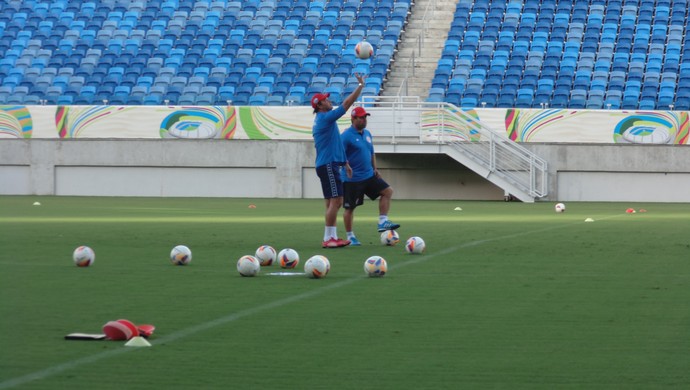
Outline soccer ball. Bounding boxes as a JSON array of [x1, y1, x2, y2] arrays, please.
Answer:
[[255, 245, 276, 266], [555, 203, 566, 213], [304, 255, 330, 279], [405, 236, 426, 254], [170, 245, 192, 265], [364, 256, 387, 277], [237, 255, 260, 277], [380, 230, 400, 246], [278, 248, 299, 269], [355, 41, 374, 59], [73, 246, 95, 267]]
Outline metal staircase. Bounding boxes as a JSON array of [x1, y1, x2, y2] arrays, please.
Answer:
[[361, 97, 548, 202]]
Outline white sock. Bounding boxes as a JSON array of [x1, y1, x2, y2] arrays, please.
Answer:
[[324, 226, 337, 241], [378, 215, 387, 224], [347, 231, 355, 239]]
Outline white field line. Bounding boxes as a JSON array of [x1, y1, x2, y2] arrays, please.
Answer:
[[0, 215, 622, 389]]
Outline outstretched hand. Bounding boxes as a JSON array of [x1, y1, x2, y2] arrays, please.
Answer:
[[355, 73, 367, 85]]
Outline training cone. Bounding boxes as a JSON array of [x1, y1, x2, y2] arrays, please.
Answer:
[[454, 207, 462, 211], [124, 336, 151, 347], [626, 208, 636, 214], [584, 218, 595, 222], [33, 201, 41, 206]]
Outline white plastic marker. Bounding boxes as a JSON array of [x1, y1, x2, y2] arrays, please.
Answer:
[[0, 215, 625, 389], [124, 337, 151, 347], [266, 272, 306, 276]]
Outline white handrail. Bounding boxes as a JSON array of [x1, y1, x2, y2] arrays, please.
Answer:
[[358, 97, 549, 198]]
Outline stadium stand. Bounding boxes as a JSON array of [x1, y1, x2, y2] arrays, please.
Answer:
[[0, 0, 411, 106], [0, 0, 688, 110], [435, 0, 690, 110]]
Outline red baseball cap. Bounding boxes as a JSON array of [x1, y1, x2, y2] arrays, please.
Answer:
[[311, 93, 330, 109], [351, 107, 370, 117]]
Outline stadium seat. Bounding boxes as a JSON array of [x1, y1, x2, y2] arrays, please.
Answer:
[[0, 0, 684, 109]]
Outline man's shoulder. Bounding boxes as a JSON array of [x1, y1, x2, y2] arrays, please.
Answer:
[[342, 126, 357, 138], [315, 107, 346, 126]]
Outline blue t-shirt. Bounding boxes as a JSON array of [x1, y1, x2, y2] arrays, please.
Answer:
[[341, 126, 375, 182], [312, 106, 347, 167]]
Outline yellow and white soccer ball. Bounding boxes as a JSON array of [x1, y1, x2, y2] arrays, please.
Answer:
[[170, 245, 192, 265], [364, 256, 387, 277], [304, 255, 330, 279], [73, 246, 95, 267], [405, 236, 426, 254], [237, 255, 260, 277], [380, 230, 400, 246], [255, 245, 276, 266]]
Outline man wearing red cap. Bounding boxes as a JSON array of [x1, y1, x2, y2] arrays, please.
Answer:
[[341, 106, 400, 245], [311, 73, 366, 248]]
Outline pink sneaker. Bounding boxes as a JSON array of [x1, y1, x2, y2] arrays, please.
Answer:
[[322, 238, 340, 248], [322, 238, 351, 248], [336, 238, 351, 247]]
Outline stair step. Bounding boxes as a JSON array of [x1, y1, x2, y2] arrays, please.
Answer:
[[381, 0, 458, 99]]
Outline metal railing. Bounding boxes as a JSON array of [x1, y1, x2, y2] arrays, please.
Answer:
[[359, 97, 549, 199]]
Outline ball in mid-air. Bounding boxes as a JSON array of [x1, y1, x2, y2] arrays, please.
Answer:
[[355, 41, 374, 59]]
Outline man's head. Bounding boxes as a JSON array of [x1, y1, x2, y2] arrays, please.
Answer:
[[311, 93, 332, 113], [350, 106, 370, 131]]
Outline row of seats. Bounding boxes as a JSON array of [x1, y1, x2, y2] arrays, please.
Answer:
[[430, 0, 690, 110], [0, 0, 411, 105], [1, 0, 410, 15]]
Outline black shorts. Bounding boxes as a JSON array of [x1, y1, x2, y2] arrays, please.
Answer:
[[343, 175, 389, 210], [316, 162, 344, 199]]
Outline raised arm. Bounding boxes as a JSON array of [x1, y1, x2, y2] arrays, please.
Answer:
[[341, 73, 366, 111]]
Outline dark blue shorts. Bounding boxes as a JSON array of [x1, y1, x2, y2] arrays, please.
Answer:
[[343, 175, 390, 210], [316, 162, 344, 199]]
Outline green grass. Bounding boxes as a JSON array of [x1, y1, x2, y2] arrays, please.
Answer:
[[1, 196, 689, 389]]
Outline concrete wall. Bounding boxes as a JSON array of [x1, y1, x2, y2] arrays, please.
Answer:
[[0, 139, 503, 200], [2, 139, 690, 202], [524, 144, 690, 202]]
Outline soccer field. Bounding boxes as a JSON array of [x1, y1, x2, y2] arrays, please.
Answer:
[[1, 196, 689, 389]]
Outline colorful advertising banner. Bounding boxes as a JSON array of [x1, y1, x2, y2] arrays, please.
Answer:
[[1, 105, 688, 145]]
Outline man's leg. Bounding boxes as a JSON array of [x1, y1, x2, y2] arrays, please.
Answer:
[[325, 196, 343, 227], [344, 207, 354, 232], [377, 186, 400, 232], [323, 197, 349, 248], [378, 186, 393, 216]]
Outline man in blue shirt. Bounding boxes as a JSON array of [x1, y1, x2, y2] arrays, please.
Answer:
[[341, 107, 400, 246], [312, 73, 365, 248]]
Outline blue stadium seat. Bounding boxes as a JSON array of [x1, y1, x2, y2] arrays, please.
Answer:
[[0, 0, 683, 109]]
